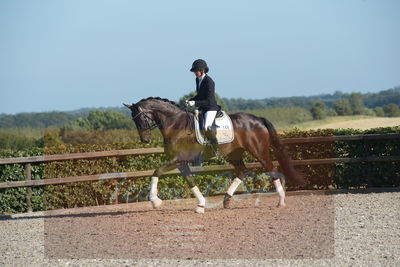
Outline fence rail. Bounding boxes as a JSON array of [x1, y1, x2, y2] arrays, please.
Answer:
[[281, 133, 400, 144], [1, 133, 399, 211], [0, 147, 165, 165]]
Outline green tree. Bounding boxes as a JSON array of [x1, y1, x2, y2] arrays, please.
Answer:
[[0, 112, 75, 128], [326, 108, 338, 117], [383, 104, 400, 117], [334, 98, 353, 116], [62, 110, 135, 130], [59, 110, 137, 145], [363, 87, 400, 108], [0, 131, 39, 150], [349, 93, 365, 115], [362, 108, 375, 116], [43, 130, 64, 147], [373, 107, 385, 117], [310, 102, 326, 120]]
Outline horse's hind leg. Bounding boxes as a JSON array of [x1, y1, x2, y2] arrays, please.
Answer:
[[259, 154, 286, 207], [223, 150, 246, 208], [247, 142, 286, 207]]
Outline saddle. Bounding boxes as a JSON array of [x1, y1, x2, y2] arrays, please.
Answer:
[[196, 109, 224, 131], [194, 110, 234, 145]]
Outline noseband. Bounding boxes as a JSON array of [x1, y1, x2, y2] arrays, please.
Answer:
[[132, 107, 159, 130]]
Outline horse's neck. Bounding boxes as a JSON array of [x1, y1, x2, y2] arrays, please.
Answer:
[[151, 104, 181, 120], [143, 101, 194, 134], [157, 109, 194, 137]]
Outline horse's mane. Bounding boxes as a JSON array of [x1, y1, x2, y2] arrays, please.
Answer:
[[138, 97, 183, 109]]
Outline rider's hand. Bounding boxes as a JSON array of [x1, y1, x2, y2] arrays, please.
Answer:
[[185, 100, 195, 107]]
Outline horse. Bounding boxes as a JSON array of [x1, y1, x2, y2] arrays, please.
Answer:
[[124, 97, 305, 213]]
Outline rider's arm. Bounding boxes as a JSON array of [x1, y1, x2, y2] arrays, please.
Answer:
[[192, 78, 215, 107], [189, 94, 199, 101]]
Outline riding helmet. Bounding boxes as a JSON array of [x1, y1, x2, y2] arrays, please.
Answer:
[[190, 59, 209, 73]]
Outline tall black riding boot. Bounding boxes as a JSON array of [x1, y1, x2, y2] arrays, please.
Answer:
[[205, 128, 220, 159]]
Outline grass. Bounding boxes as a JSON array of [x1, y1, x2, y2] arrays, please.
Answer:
[[0, 127, 45, 139], [287, 115, 372, 130], [287, 116, 400, 130], [235, 107, 313, 130]]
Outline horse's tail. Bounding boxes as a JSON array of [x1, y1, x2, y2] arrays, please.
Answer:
[[261, 117, 306, 186]]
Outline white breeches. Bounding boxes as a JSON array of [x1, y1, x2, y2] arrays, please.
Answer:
[[204, 111, 217, 130]]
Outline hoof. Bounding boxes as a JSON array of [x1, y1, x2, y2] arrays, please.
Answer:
[[277, 202, 286, 208], [223, 194, 231, 208], [151, 197, 163, 208], [195, 205, 205, 214]]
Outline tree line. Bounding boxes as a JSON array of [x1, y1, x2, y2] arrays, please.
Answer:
[[223, 87, 400, 111], [0, 87, 399, 150], [1, 86, 399, 129]]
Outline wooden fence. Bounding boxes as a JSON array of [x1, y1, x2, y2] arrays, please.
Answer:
[[1, 133, 400, 212]]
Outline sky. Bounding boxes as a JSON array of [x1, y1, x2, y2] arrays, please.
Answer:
[[0, 0, 399, 114]]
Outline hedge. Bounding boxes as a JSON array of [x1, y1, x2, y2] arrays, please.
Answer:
[[282, 127, 400, 189], [1, 127, 399, 214], [0, 148, 44, 213]]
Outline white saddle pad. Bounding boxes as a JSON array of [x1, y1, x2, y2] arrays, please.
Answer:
[[194, 111, 234, 145]]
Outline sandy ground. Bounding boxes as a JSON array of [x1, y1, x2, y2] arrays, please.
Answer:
[[0, 191, 399, 266], [310, 117, 400, 130]]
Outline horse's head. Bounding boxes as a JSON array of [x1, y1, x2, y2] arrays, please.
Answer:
[[125, 97, 184, 143], [124, 103, 157, 143]]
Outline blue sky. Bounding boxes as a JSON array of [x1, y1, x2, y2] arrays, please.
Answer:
[[0, 0, 399, 114]]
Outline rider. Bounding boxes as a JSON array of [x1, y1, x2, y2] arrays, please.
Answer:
[[185, 59, 220, 158]]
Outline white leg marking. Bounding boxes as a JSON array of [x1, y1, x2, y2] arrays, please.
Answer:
[[150, 176, 162, 208], [150, 176, 159, 201], [273, 179, 286, 207], [227, 177, 242, 196], [191, 186, 205, 213]]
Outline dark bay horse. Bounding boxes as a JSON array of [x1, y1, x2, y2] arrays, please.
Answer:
[[124, 97, 304, 213]]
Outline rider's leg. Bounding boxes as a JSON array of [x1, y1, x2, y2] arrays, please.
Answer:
[[204, 111, 219, 156], [204, 110, 217, 131]]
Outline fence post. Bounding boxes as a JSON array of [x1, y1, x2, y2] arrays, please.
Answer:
[[362, 137, 372, 186], [25, 163, 32, 212]]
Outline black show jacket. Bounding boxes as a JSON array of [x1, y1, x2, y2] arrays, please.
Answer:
[[189, 75, 219, 111]]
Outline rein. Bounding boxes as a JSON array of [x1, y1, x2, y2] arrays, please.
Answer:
[[133, 106, 194, 133], [132, 107, 159, 130]]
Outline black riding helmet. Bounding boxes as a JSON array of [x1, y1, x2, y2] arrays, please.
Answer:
[[190, 59, 209, 73]]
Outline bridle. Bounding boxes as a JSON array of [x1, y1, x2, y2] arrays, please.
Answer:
[[132, 107, 159, 131], [132, 105, 194, 133]]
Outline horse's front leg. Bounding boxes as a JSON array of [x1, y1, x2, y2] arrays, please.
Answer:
[[177, 162, 205, 214], [150, 157, 179, 208]]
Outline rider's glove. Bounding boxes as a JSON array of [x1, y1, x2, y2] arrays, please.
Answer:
[[185, 100, 195, 107]]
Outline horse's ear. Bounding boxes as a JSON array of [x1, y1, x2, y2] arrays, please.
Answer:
[[123, 103, 134, 109]]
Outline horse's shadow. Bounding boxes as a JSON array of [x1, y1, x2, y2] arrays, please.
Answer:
[[0, 201, 259, 221], [0, 209, 173, 221]]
